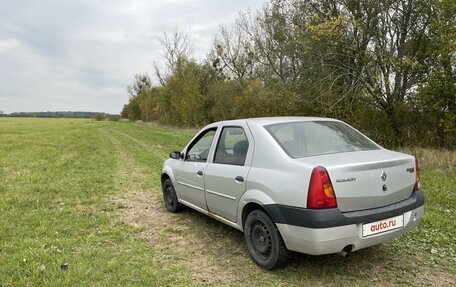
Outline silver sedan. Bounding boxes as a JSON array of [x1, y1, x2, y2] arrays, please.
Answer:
[[161, 117, 424, 269]]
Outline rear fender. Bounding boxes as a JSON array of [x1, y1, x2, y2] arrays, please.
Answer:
[[237, 189, 275, 229]]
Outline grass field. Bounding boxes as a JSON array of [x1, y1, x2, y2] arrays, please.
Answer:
[[0, 118, 454, 286]]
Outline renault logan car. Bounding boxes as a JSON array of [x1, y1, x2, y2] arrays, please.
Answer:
[[161, 117, 424, 269]]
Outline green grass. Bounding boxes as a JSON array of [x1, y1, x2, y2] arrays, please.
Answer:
[[0, 118, 454, 286]]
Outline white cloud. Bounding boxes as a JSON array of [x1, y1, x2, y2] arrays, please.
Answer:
[[0, 0, 265, 114], [0, 38, 21, 53]]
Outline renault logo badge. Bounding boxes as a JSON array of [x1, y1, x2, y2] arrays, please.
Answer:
[[381, 171, 387, 182]]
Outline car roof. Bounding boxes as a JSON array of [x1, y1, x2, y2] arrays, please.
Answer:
[[217, 116, 339, 127]]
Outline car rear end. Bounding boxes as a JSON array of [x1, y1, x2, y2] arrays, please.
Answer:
[[262, 119, 424, 255]]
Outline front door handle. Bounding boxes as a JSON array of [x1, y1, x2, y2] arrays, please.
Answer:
[[235, 176, 244, 182], [197, 170, 203, 176]]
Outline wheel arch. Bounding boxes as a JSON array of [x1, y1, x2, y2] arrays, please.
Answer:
[[161, 165, 176, 185], [238, 189, 276, 230], [242, 202, 265, 229], [161, 172, 170, 184]]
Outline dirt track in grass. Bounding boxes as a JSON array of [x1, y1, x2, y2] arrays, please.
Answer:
[[103, 128, 247, 286]]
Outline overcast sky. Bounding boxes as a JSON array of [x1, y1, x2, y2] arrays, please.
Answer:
[[0, 0, 265, 114]]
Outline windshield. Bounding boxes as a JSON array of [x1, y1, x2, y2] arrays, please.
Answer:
[[265, 121, 379, 158]]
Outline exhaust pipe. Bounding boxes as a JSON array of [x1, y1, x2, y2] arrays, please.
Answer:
[[338, 245, 353, 258]]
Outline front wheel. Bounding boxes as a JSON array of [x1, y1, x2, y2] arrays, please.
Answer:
[[244, 209, 289, 269], [162, 178, 183, 213]]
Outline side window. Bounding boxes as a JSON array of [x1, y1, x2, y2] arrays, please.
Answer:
[[186, 129, 216, 162], [214, 127, 249, 166]]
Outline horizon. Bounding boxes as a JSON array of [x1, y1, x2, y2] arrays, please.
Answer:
[[2, 110, 120, 114]]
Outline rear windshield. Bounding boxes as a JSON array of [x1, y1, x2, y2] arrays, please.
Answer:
[[265, 121, 379, 158]]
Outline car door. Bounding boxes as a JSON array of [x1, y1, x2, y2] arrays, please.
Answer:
[[173, 128, 217, 210], [204, 125, 253, 222]]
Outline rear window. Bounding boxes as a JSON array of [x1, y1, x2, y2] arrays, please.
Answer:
[[265, 121, 379, 158]]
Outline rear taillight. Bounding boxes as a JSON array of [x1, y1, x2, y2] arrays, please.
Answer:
[[307, 166, 337, 209], [413, 157, 421, 192]]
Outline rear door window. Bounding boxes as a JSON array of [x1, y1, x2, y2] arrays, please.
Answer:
[[214, 127, 249, 166]]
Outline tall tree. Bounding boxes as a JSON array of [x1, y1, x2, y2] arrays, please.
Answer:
[[417, 0, 456, 147], [307, 0, 435, 143], [210, 23, 254, 82], [154, 28, 193, 85], [124, 74, 152, 121]]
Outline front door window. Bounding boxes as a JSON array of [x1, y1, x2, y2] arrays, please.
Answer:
[[186, 129, 216, 162]]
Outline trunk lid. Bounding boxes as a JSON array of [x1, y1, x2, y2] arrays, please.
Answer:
[[298, 149, 416, 212]]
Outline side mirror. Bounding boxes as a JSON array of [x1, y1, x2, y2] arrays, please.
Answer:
[[169, 151, 182, 159]]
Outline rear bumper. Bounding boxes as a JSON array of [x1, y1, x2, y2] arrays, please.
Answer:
[[276, 205, 423, 255], [264, 191, 424, 228], [266, 191, 425, 255]]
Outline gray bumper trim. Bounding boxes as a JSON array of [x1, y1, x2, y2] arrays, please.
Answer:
[[263, 191, 424, 229]]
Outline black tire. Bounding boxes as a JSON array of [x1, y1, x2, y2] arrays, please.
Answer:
[[162, 178, 183, 213], [244, 209, 289, 269]]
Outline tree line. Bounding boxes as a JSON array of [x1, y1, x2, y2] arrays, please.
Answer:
[[1, 111, 119, 119], [122, 0, 455, 149]]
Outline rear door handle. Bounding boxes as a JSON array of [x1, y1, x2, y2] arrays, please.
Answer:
[[235, 176, 244, 182], [197, 170, 203, 176]]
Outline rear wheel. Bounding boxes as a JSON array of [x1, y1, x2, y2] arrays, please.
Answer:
[[162, 178, 183, 213], [244, 209, 289, 269]]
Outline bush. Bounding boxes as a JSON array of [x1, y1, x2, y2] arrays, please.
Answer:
[[108, 115, 120, 121], [94, 113, 106, 121]]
